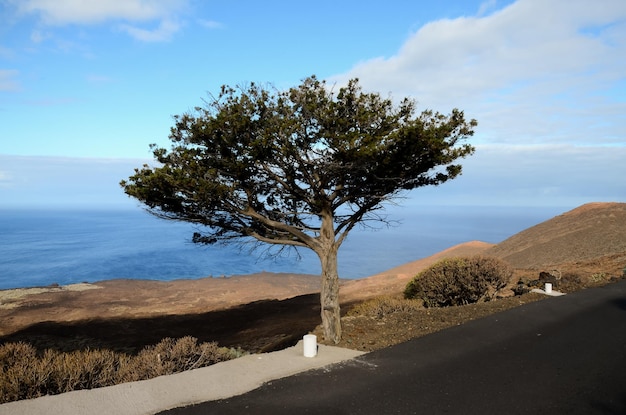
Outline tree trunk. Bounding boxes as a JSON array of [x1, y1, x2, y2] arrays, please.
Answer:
[[318, 243, 342, 344]]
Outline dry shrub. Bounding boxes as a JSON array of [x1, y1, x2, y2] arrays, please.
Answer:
[[48, 348, 119, 393], [404, 255, 513, 307], [125, 336, 235, 380], [349, 296, 424, 319], [0, 336, 240, 404], [0, 345, 122, 401], [0, 342, 48, 402]]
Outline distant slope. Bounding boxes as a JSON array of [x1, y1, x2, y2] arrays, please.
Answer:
[[341, 202, 626, 303], [485, 202, 626, 269], [340, 241, 493, 302]]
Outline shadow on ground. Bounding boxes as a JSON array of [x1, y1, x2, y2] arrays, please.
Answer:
[[0, 294, 322, 354]]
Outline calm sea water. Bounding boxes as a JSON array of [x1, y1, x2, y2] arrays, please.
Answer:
[[0, 205, 566, 289]]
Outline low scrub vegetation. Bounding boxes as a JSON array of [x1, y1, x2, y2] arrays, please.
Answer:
[[404, 255, 513, 307], [348, 295, 424, 319], [0, 336, 241, 404]]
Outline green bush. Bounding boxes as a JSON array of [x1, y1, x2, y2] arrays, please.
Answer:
[[0, 336, 241, 404], [404, 255, 513, 307]]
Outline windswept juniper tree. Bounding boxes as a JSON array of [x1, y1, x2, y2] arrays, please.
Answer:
[[121, 76, 476, 343]]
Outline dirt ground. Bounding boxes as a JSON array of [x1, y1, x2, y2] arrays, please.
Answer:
[[1, 242, 623, 355], [0, 278, 544, 355], [0, 274, 324, 354]]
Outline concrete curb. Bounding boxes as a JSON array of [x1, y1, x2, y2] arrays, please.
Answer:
[[530, 288, 566, 296]]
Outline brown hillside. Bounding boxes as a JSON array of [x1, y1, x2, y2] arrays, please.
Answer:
[[340, 241, 493, 302], [485, 202, 626, 270]]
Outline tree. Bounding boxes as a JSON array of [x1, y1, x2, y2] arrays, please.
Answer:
[[121, 76, 476, 343]]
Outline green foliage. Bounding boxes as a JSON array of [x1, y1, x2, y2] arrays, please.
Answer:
[[404, 256, 513, 307], [120, 75, 476, 343], [120, 76, 476, 251], [0, 337, 240, 404]]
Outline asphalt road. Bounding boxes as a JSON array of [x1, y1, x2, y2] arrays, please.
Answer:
[[160, 280, 626, 414]]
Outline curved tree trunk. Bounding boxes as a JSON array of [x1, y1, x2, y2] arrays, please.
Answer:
[[318, 241, 342, 344], [314, 208, 342, 344]]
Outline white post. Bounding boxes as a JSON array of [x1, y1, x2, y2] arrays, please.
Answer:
[[303, 334, 317, 357], [545, 283, 553, 294]]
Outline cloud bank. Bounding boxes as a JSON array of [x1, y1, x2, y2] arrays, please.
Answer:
[[1, 148, 623, 210], [331, 0, 626, 148], [8, 0, 189, 41], [0, 155, 150, 209]]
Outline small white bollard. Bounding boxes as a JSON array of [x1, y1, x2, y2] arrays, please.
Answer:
[[545, 283, 553, 294], [303, 334, 317, 357]]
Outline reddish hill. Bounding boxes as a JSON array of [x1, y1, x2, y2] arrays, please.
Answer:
[[485, 202, 626, 270], [340, 241, 493, 302], [342, 202, 626, 301]]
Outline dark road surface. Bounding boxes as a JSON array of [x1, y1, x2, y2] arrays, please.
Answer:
[[160, 281, 626, 414]]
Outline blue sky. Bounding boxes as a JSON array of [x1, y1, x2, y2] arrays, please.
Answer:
[[0, 0, 625, 209]]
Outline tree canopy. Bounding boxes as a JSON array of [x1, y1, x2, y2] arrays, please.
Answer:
[[121, 76, 476, 343]]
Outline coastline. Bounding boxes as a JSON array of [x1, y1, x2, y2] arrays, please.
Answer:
[[0, 241, 493, 319], [0, 283, 102, 309], [0, 206, 564, 290]]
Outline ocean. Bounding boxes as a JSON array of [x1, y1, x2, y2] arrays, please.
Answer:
[[0, 205, 567, 290]]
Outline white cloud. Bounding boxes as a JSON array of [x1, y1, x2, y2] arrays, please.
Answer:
[[12, 0, 187, 25], [30, 29, 50, 43], [118, 19, 180, 42], [412, 143, 626, 207], [198, 19, 222, 29], [330, 0, 626, 148], [0, 69, 20, 91], [477, 0, 499, 17], [9, 0, 188, 41]]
